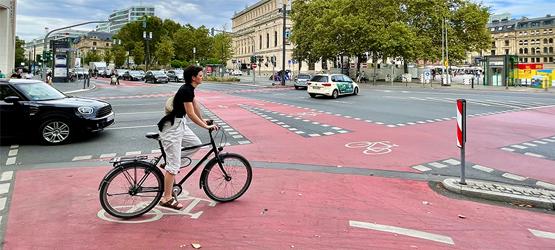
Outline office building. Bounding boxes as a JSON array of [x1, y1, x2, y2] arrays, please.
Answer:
[[96, 6, 155, 34], [0, 0, 16, 75]]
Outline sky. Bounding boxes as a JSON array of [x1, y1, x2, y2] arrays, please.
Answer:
[[15, 0, 555, 42]]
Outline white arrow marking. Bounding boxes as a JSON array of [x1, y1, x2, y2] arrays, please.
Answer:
[[349, 220, 455, 245]]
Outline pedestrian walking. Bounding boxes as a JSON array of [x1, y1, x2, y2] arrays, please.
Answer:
[[156, 65, 218, 210]]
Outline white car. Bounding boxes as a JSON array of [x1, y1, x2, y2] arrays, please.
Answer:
[[306, 74, 359, 98], [231, 70, 243, 76]]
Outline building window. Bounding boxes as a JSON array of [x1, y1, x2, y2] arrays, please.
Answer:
[[524, 48, 528, 54], [106, 43, 109, 46], [531, 58, 535, 63], [93, 42, 97, 46], [308, 62, 315, 70], [550, 57, 554, 62], [545, 38, 549, 44], [519, 48, 523, 54], [274, 31, 277, 47], [545, 57, 548, 62], [504, 40, 509, 46], [259, 35, 262, 50], [266, 33, 269, 48], [524, 58, 528, 63], [491, 50, 495, 55], [536, 57, 540, 62], [492, 41, 496, 47], [550, 38, 554, 44], [519, 40, 523, 45], [532, 48, 535, 55], [505, 49, 509, 54], [550, 47, 554, 53]]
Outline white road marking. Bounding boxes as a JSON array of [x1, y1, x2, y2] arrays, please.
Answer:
[[429, 162, 447, 169], [100, 153, 117, 158], [443, 159, 460, 165], [288, 128, 298, 131], [332, 127, 341, 130], [323, 132, 335, 135], [542, 138, 555, 143], [375, 122, 384, 125], [72, 155, 92, 161], [536, 181, 555, 190], [502, 173, 527, 181], [0, 197, 6, 211], [501, 147, 515, 152], [522, 142, 537, 147], [295, 131, 305, 134], [8, 149, 18, 157], [5, 158, 16, 165], [125, 151, 141, 156], [529, 229, 555, 240], [337, 130, 348, 133], [524, 152, 545, 158], [413, 165, 432, 172], [9, 145, 19, 149], [232, 135, 244, 139], [349, 220, 454, 245], [510, 145, 528, 149], [387, 125, 397, 128], [308, 134, 321, 137], [0, 183, 11, 194], [533, 140, 547, 144], [228, 131, 239, 135], [238, 141, 251, 145], [0, 171, 13, 181], [472, 165, 494, 173]]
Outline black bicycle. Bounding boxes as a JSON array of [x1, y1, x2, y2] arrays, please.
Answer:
[[98, 121, 252, 219]]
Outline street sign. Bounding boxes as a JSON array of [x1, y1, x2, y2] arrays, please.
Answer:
[[424, 71, 431, 80], [251, 63, 257, 69]]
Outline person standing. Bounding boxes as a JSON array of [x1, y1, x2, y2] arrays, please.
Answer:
[[0, 70, 5, 79], [156, 65, 218, 210]]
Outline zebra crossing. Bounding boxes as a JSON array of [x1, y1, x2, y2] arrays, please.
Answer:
[[0, 170, 13, 235], [411, 158, 555, 190]]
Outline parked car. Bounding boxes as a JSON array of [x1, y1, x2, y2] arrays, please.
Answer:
[[122, 70, 145, 81], [306, 74, 359, 99], [231, 70, 243, 76], [145, 71, 169, 84], [166, 70, 184, 82], [294, 73, 312, 89], [0, 79, 114, 145], [269, 70, 291, 81]]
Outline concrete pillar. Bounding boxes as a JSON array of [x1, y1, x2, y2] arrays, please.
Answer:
[[0, 0, 16, 75]]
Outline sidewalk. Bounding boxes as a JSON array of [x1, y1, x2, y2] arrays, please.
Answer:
[[51, 78, 96, 94], [443, 178, 555, 210], [357, 80, 554, 93]]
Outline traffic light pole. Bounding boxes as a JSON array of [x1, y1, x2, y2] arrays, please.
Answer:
[[281, 2, 287, 86], [41, 20, 108, 82]]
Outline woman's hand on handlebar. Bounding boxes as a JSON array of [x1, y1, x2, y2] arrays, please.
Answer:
[[205, 119, 219, 131]]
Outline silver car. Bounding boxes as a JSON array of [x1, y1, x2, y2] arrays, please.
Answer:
[[294, 73, 312, 89]]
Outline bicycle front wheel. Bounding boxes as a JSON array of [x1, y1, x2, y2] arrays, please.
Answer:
[[202, 153, 252, 202], [99, 161, 164, 219]]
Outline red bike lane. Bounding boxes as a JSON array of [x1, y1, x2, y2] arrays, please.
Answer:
[[4, 166, 555, 249], [4, 91, 555, 249]]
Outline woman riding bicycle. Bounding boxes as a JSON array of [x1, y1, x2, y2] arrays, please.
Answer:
[[157, 65, 218, 210]]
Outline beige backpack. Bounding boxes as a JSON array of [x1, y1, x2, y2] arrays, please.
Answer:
[[164, 96, 174, 115]]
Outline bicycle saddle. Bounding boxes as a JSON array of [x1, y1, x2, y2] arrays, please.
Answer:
[[145, 132, 160, 139]]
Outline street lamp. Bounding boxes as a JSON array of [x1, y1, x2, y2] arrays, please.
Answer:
[[143, 31, 153, 71], [278, 0, 291, 86]]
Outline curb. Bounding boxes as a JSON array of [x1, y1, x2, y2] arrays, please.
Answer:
[[63, 84, 96, 94], [442, 178, 555, 210]]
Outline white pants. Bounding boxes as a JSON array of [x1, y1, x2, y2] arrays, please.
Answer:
[[160, 117, 201, 175]]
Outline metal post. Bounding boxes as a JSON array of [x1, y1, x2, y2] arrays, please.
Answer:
[[445, 18, 450, 86], [281, 2, 287, 86], [457, 99, 467, 185], [193, 47, 196, 65]]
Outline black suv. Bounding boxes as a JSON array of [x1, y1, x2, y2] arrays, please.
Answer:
[[0, 79, 115, 145]]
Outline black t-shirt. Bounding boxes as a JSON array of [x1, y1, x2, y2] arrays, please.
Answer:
[[173, 83, 195, 118]]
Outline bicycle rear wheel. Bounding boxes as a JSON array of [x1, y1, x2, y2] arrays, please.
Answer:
[[99, 161, 164, 219], [202, 153, 252, 202]]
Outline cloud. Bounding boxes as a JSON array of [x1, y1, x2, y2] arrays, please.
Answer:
[[479, 0, 555, 18]]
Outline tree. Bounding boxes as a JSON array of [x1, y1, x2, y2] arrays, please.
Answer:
[[155, 37, 175, 67], [103, 49, 113, 63], [211, 33, 233, 64], [132, 42, 145, 66], [15, 36, 26, 68], [112, 46, 127, 68], [84, 50, 102, 65]]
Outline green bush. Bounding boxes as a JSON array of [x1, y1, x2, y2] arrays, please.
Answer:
[[204, 76, 240, 82]]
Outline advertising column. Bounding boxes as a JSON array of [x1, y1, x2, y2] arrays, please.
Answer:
[[50, 40, 70, 82]]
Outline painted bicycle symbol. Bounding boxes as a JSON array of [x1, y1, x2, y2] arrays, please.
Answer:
[[97, 190, 217, 224], [345, 141, 398, 155]]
